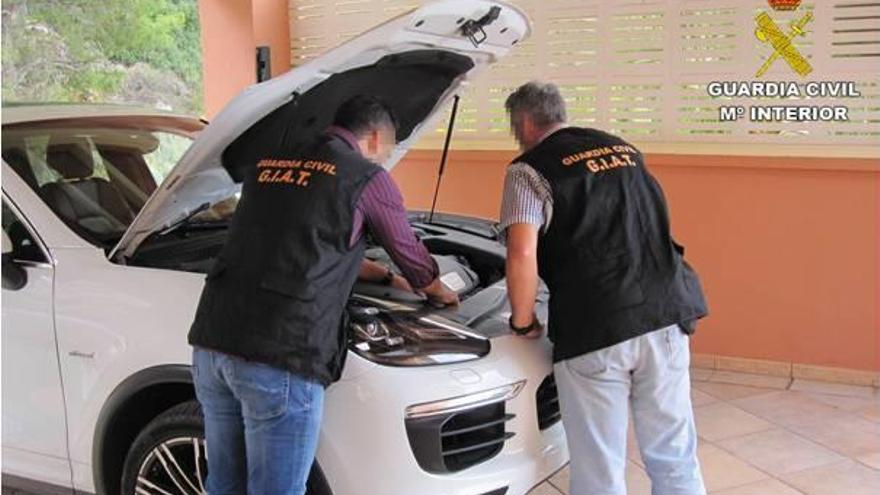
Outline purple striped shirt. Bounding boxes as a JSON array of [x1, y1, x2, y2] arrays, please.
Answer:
[[326, 127, 439, 289]]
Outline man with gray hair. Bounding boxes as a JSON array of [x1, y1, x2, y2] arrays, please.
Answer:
[[498, 81, 709, 495]]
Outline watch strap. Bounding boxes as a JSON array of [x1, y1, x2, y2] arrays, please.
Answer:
[[380, 267, 395, 286], [509, 314, 539, 335]]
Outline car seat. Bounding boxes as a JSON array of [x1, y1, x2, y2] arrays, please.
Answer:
[[40, 139, 135, 238]]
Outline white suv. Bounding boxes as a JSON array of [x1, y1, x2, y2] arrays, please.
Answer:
[[1, 2, 568, 494]]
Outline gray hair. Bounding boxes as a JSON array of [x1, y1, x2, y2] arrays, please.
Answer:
[[505, 81, 567, 127]]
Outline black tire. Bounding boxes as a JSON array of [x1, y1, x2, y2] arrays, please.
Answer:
[[119, 400, 333, 495], [120, 401, 207, 495]]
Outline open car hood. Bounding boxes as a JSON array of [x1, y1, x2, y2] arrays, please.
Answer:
[[110, 0, 529, 260]]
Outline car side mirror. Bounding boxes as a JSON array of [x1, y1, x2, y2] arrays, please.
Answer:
[[2, 230, 28, 291]]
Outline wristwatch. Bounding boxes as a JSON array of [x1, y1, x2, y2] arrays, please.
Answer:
[[509, 313, 540, 336], [380, 267, 395, 286]]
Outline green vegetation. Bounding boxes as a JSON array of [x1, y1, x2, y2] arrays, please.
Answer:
[[1, 0, 204, 114]]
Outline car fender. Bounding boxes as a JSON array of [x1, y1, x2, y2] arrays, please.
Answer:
[[91, 364, 193, 495]]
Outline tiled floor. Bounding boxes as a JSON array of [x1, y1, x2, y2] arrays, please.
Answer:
[[529, 370, 880, 495]]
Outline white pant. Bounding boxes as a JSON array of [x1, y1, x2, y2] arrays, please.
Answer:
[[554, 325, 706, 495]]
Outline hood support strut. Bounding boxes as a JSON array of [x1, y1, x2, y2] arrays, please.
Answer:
[[428, 94, 460, 223]]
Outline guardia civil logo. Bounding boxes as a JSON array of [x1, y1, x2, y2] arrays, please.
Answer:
[[755, 0, 813, 78]]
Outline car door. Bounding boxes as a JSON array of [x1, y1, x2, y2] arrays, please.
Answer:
[[1, 196, 74, 490]]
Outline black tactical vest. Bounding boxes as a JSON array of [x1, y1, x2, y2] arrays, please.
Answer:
[[515, 127, 708, 362], [188, 134, 381, 385]]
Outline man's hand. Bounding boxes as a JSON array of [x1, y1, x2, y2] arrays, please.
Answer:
[[419, 277, 460, 307], [521, 324, 544, 339], [518, 324, 544, 339]]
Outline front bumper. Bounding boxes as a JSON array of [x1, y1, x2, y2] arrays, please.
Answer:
[[317, 334, 568, 495]]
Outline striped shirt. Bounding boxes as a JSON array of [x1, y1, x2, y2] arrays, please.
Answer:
[[498, 163, 553, 244], [498, 127, 566, 244], [326, 127, 439, 288], [351, 169, 438, 288]]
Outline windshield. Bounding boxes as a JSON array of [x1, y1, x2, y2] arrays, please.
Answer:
[[1, 114, 235, 247]]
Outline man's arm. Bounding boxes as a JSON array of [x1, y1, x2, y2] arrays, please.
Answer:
[[358, 170, 459, 306], [506, 223, 540, 328], [498, 163, 551, 338]]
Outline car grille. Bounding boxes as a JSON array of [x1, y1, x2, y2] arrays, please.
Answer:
[[536, 374, 561, 430], [406, 401, 515, 473]]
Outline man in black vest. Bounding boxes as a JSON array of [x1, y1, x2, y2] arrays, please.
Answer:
[[498, 82, 709, 495], [188, 95, 458, 494]]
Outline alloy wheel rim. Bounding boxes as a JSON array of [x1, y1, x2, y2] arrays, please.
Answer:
[[136, 436, 207, 495]]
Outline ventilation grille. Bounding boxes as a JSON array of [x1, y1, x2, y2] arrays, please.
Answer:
[[831, 2, 880, 60], [536, 374, 562, 431], [405, 401, 515, 473], [287, 0, 880, 152], [441, 403, 514, 471], [610, 9, 666, 69], [678, 6, 739, 66]]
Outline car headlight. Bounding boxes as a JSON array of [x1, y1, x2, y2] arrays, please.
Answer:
[[348, 296, 490, 366]]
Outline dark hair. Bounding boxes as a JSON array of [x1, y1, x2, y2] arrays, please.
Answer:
[[505, 81, 567, 127], [332, 95, 398, 138]]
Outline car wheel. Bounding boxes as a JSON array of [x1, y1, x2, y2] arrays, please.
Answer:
[[121, 401, 207, 494], [120, 400, 333, 495]]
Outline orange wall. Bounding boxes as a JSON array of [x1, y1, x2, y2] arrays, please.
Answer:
[[392, 151, 880, 372], [198, 0, 290, 118], [198, 0, 255, 118], [251, 0, 291, 79]]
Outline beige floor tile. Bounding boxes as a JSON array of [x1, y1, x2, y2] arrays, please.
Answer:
[[856, 452, 880, 470], [857, 401, 880, 423], [626, 461, 652, 495], [694, 381, 778, 401], [542, 461, 654, 494], [698, 443, 769, 492], [527, 481, 564, 495], [694, 403, 774, 442], [2, 489, 35, 495], [711, 479, 804, 495], [731, 391, 849, 428], [803, 392, 880, 413], [691, 368, 714, 382], [548, 464, 570, 493], [717, 428, 844, 476], [780, 460, 880, 495], [788, 414, 880, 457], [709, 370, 791, 389], [790, 379, 878, 399], [692, 388, 719, 407]]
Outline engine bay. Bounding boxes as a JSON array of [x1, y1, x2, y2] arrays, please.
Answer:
[[127, 218, 507, 304], [353, 247, 480, 303], [126, 216, 524, 340]]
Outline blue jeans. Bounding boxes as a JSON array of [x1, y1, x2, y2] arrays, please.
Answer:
[[192, 347, 324, 495], [554, 325, 706, 495]]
